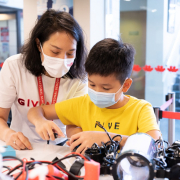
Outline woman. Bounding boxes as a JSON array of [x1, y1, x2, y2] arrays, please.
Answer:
[[0, 9, 87, 150]]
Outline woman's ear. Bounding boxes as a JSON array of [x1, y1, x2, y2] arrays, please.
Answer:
[[122, 78, 133, 93], [35, 38, 41, 52]]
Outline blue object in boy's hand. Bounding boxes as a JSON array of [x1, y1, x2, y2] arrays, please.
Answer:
[[2, 145, 16, 157]]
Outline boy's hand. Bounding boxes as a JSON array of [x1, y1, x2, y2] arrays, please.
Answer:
[[34, 119, 65, 141], [69, 131, 109, 154]]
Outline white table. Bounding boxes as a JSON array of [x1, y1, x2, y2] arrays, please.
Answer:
[[0, 140, 113, 180], [0, 141, 167, 180]]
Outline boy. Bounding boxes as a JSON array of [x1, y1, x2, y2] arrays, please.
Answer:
[[28, 38, 160, 154]]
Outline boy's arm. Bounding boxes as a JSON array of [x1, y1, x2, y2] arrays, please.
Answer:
[[69, 129, 160, 154], [69, 131, 128, 154], [28, 105, 65, 141], [66, 125, 82, 137], [146, 129, 161, 140]]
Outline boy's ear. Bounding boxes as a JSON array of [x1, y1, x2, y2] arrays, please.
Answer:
[[122, 78, 133, 93]]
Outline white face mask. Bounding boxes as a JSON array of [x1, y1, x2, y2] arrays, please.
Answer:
[[40, 44, 75, 78], [88, 79, 127, 108]]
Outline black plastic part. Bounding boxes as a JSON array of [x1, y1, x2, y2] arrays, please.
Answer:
[[68, 159, 84, 180], [54, 133, 58, 138], [166, 156, 180, 168], [159, 110, 163, 119], [169, 164, 180, 180], [52, 157, 66, 169], [166, 95, 168, 101], [85, 150, 105, 164], [100, 164, 111, 175], [155, 168, 170, 179]]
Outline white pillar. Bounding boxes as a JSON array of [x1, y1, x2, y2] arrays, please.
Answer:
[[23, 0, 37, 41], [74, 0, 105, 51]]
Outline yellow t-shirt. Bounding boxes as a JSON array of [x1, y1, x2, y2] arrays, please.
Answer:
[[55, 95, 159, 135]]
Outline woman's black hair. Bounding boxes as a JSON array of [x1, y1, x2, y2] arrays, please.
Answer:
[[85, 38, 135, 84], [21, 9, 87, 80]]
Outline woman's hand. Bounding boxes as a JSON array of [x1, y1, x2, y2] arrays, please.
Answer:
[[5, 129, 32, 150], [34, 119, 65, 141], [69, 131, 109, 154], [28, 105, 65, 141]]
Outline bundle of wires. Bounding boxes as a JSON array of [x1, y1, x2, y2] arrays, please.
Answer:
[[2, 152, 91, 180], [84, 122, 122, 175]]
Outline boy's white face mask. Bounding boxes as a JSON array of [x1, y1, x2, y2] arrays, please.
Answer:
[[88, 79, 127, 108], [40, 44, 75, 78]]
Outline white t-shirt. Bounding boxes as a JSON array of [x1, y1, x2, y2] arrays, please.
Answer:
[[0, 54, 87, 144]]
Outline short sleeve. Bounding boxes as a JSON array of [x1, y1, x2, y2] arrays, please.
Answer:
[[72, 81, 87, 98], [0, 60, 17, 108], [138, 103, 159, 133], [55, 96, 85, 127]]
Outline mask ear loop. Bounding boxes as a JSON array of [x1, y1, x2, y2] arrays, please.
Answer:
[[114, 77, 128, 103], [39, 43, 45, 55], [39, 43, 47, 76], [115, 77, 128, 94]]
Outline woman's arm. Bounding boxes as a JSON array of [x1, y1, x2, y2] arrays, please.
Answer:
[[28, 104, 65, 141], [0, 107, 13, 141], [0, 107, 32, 150]]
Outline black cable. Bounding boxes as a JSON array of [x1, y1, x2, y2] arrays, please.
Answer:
[[6, 160, 51, 176], [2, 165, 11, 171], [51, 154, 88, 179], [3, 156, 29, 180], [3, 156, 23, 165], [13, 166, 28, 180], [51, 154, 89, 165], [14, 171, 23, 180], [52, 176, 65, 180], [28, 161, 42, 170], [112, 134, 122, 144], [96, 122, 113, 142], [3, 152, 87, 180], [3, 156, 23, 177]]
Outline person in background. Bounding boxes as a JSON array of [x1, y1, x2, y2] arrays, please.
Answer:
[[0, 9, 87, 150], [28, 38, 161, 154]]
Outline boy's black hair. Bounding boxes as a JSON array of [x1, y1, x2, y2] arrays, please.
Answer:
[[85, 38, 135, 84], [21, 9, 87, 80]]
